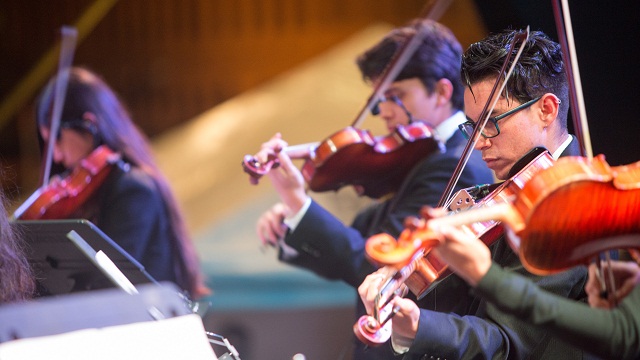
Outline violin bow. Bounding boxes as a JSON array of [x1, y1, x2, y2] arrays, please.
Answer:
[[552, 0, 619, 303], [552, 0, 593, 159], [12, 27, 77, 221], [437, 27, 531, 208], [39, 26, 78, 189], [351, 0, 453, 128]]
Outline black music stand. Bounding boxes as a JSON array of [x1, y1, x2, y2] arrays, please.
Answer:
[[12, 219, 156, 296]]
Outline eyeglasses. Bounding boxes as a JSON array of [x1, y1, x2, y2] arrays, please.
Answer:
[[458, 96, 542, 139], [371, 95, 402, 115], [371, 95, 415, 123]]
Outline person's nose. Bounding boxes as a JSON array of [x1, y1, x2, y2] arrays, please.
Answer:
[[376, 100, 398, 122], [474, 136, 491, 151], [52, 144, 64, 164]]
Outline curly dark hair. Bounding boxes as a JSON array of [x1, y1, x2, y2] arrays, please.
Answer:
[[461, 29, 569, 130], [0, 188, 35, 303], [356, 19, 464, 111]]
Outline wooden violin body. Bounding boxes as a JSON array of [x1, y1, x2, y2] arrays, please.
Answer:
[[13, 145, 121, 220], [243, 122, 442, 198], [508, 154, 640, 274]]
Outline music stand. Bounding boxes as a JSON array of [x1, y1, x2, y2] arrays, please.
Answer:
[[12, 219, 156, 296]]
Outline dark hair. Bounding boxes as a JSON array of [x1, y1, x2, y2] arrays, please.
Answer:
[[0, 186, 35, 303], [356, 19, 465, 111], [36, 67, 208, 298], [461, 29, 569, 130]]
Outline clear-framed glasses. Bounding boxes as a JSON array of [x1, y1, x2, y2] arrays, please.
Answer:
[[458, 96, 543, 139]]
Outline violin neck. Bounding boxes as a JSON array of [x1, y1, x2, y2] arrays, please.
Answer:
[[283, 142, 319, 160], [433, 202, 524, 233]]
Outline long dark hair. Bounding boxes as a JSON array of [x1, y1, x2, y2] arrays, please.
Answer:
[[36, 67, 209, 298], [0, 187, 35, 303]]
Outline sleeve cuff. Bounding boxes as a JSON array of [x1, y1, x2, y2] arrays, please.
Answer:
[[283, 196, 312, 231]]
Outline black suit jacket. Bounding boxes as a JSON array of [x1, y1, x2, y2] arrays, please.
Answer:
[[93, 165, 181, 288]]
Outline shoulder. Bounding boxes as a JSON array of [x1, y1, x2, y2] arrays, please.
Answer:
[[103, 165, 162, 203]]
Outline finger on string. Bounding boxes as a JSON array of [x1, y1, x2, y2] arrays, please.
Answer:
[[431, 224, 456, 244], [367, 274, 386, 302], [391, 297, 416, 319], [276, 150, 297, 174], [422, 206, 448, 220], [255, 147, 278, 164]]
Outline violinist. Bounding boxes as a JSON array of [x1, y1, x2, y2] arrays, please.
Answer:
[[358, 30, 599, 359], [254, 19, 493, 360], [33, 67, 209, 299], [0, 186, 35, 303]]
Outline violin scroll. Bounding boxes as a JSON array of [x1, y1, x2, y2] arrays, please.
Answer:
[[353, 313, 393, 347], [242, 153, 280, 185], [242, 140, 291, 185], [353, 268, 409, 347]]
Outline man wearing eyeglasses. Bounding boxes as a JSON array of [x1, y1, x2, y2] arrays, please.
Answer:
[[252, 19, 494, 360], [359, 30, 594, 359]]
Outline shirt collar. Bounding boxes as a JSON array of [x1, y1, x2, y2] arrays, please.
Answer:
[[551, 135, 573, 159], [434, 111, 466, 142]]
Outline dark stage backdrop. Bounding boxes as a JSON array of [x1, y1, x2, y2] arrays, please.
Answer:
[[475, 0, 640, 166]]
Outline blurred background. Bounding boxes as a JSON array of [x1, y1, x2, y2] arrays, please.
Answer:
[[1, 0, 638, 359]]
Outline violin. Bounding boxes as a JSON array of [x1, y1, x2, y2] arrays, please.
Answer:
[[375, 154, 640, 273], [13, 145, 122, 220], [243, 122, 442, 198]]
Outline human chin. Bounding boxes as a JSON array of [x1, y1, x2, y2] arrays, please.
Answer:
[[490, 161, 512, 181]]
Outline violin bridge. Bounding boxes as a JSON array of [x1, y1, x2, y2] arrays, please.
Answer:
[[446, 184, 492, 213]]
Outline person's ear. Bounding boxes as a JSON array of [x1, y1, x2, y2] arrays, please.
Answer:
[[434, 78, 453, 106], [82, 112, 98, 136], [539, 93, 560, 128]]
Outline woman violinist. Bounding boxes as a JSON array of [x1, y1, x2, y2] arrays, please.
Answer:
[[31, 67, 208, 299]]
